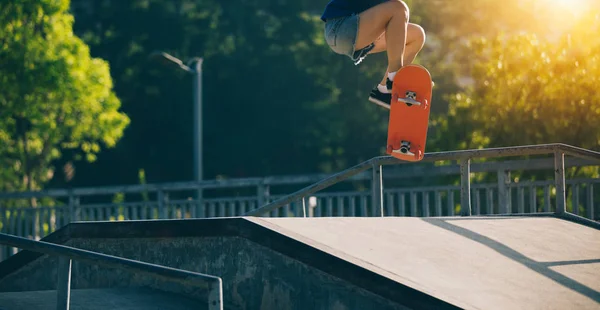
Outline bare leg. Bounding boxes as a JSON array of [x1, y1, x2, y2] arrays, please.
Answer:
[[355, 0, 410, 74], [369, 23, 426, 86]]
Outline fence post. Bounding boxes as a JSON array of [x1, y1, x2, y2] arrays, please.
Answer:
[[257, 183, 270, 208], [371, 164, 384, 217], [497, 169, 511, 214], [68, 195, 75, 225], [57, 257, 72, 310], [554, 150, 566, 215], [0, 204, 5, 261], [196, 187, 204, 220], [460, 159, 472, 216], [587, 184, 594, 220], [158, 190, 167, 219]]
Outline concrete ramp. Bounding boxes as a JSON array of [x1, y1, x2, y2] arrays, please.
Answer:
[[254, 216, 600, 310], [0, 215, 598, 310]]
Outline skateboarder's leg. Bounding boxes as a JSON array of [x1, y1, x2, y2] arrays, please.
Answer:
[[367, 22, 426, 109], [403, 24, 426, 64], [355, 0, 410, 79], [369, 23, 426, 87]]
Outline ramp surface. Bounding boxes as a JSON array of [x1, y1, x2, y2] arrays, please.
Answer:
[[252, 216, 600, 310]]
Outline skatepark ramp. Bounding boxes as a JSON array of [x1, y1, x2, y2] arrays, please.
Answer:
[[0, 216, 598, 309], [0, 143, 599, 309]]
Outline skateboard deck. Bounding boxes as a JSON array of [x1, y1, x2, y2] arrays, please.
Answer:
[[386, 64, 433, 162]]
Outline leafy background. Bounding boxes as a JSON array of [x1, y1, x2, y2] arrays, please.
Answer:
[[1, 0, 598, 192]]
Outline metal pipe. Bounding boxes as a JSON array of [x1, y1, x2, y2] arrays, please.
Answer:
[[460, 159, 472, 216], [554, 150, 567, 214], [371, 164, 384, 217], [2, 145, 599, 200], [0, 233, 223, 310], [246, 159, 374, 216], [193, 58, 204, 213], [56, 257, 72, 310], [302, 197, 307, 218], [208, 279, 224, 310], [559, 143, 600, 162], [497, 169, 511, 214], [245, 144, 600, 217]]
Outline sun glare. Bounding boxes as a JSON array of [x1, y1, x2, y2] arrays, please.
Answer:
[[530, 0, 596, 35], [544, 0, 590, 16]]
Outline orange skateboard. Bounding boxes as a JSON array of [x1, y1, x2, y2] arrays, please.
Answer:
[[386, 65, 433, 162]]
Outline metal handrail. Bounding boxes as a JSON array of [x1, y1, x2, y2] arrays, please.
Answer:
[[0, 233, 223, 310], [246, 143, 600, 217], [1, 144, 598, 201]]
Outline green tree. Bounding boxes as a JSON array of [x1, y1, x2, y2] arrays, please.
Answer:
[[57, 0, 598, 190], [62, 0, 396, 188], [430, 11, 600, 180], [0, 0, 130, 193], [433, 17, 600, 148]]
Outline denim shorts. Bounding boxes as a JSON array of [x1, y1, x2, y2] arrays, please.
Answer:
[[324, 14, 375, 65]]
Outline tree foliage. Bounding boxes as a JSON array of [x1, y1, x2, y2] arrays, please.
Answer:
[[430, 11, 600, 180], [2, 0, 598, 191], [431, 12, 600, 150], [60, 0, 393, 187], [0, 0, 130, 191]]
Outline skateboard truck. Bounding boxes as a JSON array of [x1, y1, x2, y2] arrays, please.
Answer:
[[392, 141, 416, 156], [398, 91, 422, 106]]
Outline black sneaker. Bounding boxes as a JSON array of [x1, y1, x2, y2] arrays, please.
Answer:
[[368, 86, 392, 109], [352, 43, 375, 65], [386, 77, 393, 92]]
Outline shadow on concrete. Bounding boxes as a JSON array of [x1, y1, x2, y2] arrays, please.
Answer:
[[543, 259, 600, 267], [421, 218, 600, 302]]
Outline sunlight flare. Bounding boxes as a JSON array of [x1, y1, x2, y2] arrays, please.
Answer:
[[543, 0, 591, 16]]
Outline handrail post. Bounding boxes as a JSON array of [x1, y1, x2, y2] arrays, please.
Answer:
[[301, 197, 307, 218], [157, 190, 167, 219], [371, 164, 384, 217], [497, 169, 511, 214], [56, 257, 72, 310], [554, 149, 567, 214], [587, 184, 594, 220], [208, 278, 224, 310], [257, 183, 270, 208], [68, 195, 74, 225], [460, 159, 472, 216]]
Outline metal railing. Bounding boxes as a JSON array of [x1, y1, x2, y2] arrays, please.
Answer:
[[260, 177, 599, 218], [0, 232, 223, 310], [246, 143, 600, 223]]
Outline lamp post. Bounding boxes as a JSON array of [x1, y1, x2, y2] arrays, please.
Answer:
[[150, 51, 204, 210]]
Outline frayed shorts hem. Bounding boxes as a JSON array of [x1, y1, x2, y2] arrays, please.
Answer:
[[324, 14, 374, 65]]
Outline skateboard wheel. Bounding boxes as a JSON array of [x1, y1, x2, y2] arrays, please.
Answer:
[[399, 140, 411, 154], [387, 145, 393, 154]]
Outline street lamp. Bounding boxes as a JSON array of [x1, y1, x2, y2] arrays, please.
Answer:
[[149, 51, 204, 205]]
